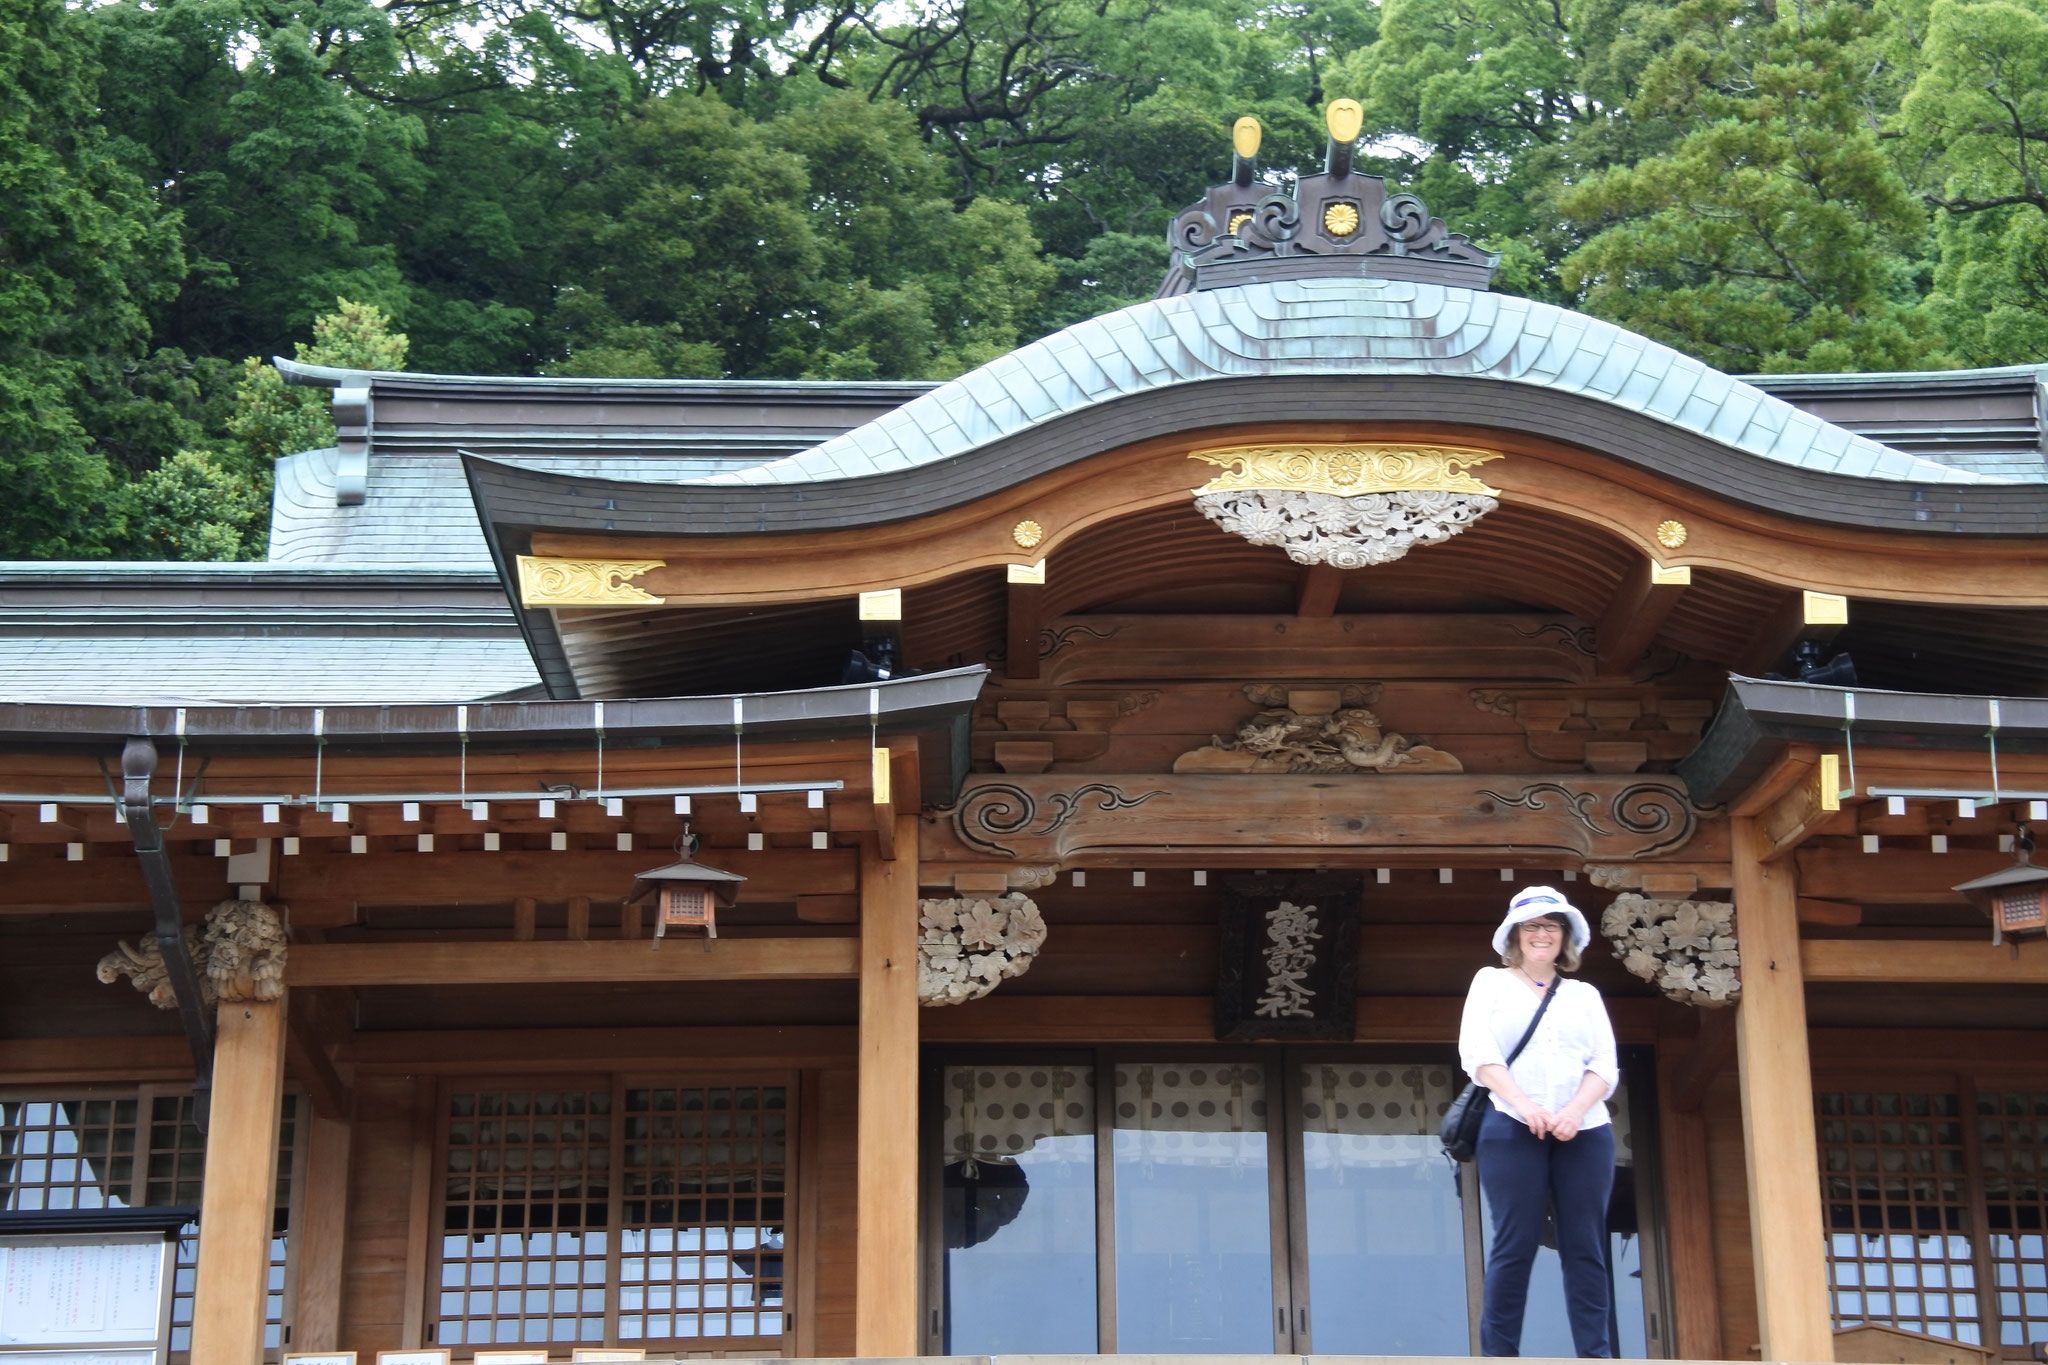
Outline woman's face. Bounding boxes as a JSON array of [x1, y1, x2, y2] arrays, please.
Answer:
[[1517, 915, 1565, 969]]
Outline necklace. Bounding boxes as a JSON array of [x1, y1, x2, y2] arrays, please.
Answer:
[[1517, 966, 1554, 993]]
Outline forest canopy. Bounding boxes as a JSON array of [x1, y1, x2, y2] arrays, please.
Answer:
[[7, 0, 2048, 558]]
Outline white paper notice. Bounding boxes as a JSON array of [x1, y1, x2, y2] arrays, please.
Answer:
[[0, 1241, 162, 1345]]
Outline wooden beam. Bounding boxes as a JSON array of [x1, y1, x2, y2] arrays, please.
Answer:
[[1730, 816, 1834, 1363], [1294, 563, 1346, 617], [338, 1024, 856, 1071], [513, 896, 536, 940], [271, 846, 857, 909], [566, 894, 590, 941], [1656, 1042, 1724, 1360], [1596, 559, 1689, 676], [292, 1109, 352, 1353], [1005, 581, 1043, 681], [1797, 846, 2007, 902], [1802, 937, 2048, 983], [190, 994, 288, 1365], [1736, 588, 1848, 676], [918, 993, 1667, 1044], [1797, 897, 1863, 927], [284, 936, 859, 987], [854, 812, 920, 1357], [0, 1036, 193, 1083]]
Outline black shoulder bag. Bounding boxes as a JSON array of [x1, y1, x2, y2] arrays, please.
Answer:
[[1440, 975, 1561, 1161]]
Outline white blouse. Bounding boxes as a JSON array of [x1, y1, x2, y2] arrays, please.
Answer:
[[1457, 967, 1619, 1128]]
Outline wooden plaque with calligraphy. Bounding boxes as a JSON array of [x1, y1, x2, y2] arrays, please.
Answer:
[[1215, 872, 1362, 1041]]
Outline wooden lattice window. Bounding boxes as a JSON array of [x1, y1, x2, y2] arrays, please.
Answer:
[[1818, 1089, 1982, 1341], [0, 1087, 303, 1359], [618, 1084, 788, 1344], [437, 1087, 614, 1349], [1979, 1089, 2048, 1347], [1818, 1089, 1983, 1343], [432, 1078, 793, 1355]]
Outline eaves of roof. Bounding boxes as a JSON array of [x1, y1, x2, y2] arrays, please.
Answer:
[[1677, 676, 2048, 807]]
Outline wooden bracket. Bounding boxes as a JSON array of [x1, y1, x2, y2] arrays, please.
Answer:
[[1596, 559, 1690, 676], [1757, 752, 1847, 861], [1294, 563, 1346, 617]]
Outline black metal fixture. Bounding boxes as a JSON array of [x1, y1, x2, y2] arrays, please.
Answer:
[[1952, 825, 2048, 943], [118, 737, 214, 1131], [1788, 639, 1859, 687], [841, 635, 903, 684]]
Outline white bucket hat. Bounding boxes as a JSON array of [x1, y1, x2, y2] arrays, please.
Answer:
[[1492, 886, 1592, 956]]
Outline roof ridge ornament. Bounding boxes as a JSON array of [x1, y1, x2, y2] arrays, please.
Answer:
[[1159, 104, 1500, 296]]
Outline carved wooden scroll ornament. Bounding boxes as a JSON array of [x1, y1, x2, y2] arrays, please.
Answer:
[[98, 898, 289, 1008]]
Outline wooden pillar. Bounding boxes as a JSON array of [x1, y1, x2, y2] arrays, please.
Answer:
[[291, 1108, 353, 1352], [1656, 1039, 1724, 1361], [1731, 816, 1834, 1362], [190, 994, 289, 1365], [854, 806, 921, 1356]]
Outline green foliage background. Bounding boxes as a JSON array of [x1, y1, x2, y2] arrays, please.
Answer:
[[7, 0, 2048, 558]]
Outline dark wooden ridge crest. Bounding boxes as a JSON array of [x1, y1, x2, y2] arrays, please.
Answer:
[[1678, 676, 2048, 807], [1159, 169, 1499, 295], [461, 376, 2048, 545]]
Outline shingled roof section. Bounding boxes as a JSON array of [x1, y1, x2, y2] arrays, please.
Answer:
[[697, 278, 2008, 490], [0, 563, 539, 704]]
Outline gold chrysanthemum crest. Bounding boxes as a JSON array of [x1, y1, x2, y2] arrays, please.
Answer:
[[1012, 518, 1045, 549], [1655, 519, 1689, 549], [1323, 202, 1361, 237], [1189, 443, 1504, 499]]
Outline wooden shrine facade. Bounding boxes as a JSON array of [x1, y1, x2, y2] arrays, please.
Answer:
[[7, 118, 2048, 1365]]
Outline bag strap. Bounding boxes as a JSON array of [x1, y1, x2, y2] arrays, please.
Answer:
[[1503, 975, 1562, 1067]]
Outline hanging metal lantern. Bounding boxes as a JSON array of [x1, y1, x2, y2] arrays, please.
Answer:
[[628, 853, 746, 941], [1952, 828, 2048, 944]]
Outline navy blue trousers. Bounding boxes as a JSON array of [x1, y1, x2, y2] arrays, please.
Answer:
[[1475, 1104, 1616, 1357]]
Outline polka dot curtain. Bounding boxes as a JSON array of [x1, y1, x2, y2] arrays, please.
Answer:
[[942, 1067, 1094, 1172]]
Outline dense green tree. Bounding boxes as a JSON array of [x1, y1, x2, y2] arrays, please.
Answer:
[[1558, 0, 1941, 372], [1900, 0, 2048, 362], [0, 0, 186, 558]]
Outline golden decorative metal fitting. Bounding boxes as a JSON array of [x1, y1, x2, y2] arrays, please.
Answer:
[[1228, 211, 1253, 235], [1655, 519, 1689, 549], [1325, 99, 1364, 144], [517, 555, 664, 607], [1189, 443, 1503, 498], [1232, 117, 1262, 159], [1323, 202, 1361, 237], [1012, 518, 1045, 549]]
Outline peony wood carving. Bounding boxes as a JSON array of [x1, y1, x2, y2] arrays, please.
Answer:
[[1601, 893, 1739, 1006], [918, 893, 1047, 1006], [1174, 683, 1461, 774], [98, 899, 289, 1009]]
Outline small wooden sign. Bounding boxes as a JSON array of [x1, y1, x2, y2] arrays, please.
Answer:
[[475, 1352, 551, 1364], [375, 1352, 452, 1365], [572, 1352, 650, 1362], [283, 1355, 358, 1365], [1215, 872, 1361, 1041]]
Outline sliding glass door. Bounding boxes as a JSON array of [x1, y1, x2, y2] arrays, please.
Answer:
[[926, 1048, 1661, 1358]]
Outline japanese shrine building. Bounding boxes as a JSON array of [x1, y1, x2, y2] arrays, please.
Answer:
[[4, 110, 2048, 1365]]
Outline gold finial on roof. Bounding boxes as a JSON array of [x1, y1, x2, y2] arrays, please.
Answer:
[[1326, 99, 1364, 144], [1232, 117, 1262, 159]]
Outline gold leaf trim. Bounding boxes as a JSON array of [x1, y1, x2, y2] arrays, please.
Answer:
[[517, 556, 665, 607], [1189, 443, 1504, 498], [1655, 519, 1689, 549]]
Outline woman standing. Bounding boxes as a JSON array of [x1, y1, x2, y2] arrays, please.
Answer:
[[1458, 886, 1620, 1357]]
